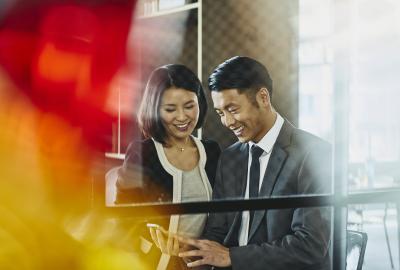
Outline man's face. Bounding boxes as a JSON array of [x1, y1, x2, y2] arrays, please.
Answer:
[[212, 88, 269, 143]]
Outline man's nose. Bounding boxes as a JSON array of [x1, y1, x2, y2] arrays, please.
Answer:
[[223, 113, 235, 127]]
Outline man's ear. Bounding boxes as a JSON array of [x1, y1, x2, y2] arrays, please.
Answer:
[[257, 88, 271, 107]]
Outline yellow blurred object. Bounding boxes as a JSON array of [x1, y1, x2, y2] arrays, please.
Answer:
[[0, 69, 150, 269]]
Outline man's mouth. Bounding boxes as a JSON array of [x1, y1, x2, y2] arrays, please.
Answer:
[[231, 125, 244, 136]]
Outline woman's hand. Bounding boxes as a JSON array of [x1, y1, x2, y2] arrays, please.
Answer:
[[148, 225, 180, 256]]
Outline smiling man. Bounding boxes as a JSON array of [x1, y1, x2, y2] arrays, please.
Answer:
[[178, 56, 332, 270]]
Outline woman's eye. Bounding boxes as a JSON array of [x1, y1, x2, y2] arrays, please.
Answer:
[[185, 105, 195, 109], [165, 108, 175, 113]]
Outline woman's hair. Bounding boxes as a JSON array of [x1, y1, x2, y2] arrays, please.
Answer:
[[137, 64, 207, 143]]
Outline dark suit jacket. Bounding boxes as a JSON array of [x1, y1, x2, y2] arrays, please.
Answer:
[[202, 120, 332, 270]]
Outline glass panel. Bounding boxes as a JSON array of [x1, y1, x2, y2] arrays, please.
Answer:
[[347, 203, 399, 270], [346, 0, 400, 191], [299, 65, 333, 141], [299, 0, 334, 143], [299, 0, 332, 39], [110, 208, 333, 269], [299, 0, 400, 192]]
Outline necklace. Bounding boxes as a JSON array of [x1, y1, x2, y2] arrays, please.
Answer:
[[172, 138, 190, 153]]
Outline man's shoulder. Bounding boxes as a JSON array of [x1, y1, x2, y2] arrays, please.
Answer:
[[223, 141, 246, 155], [200, 138, 220, 150], [290, 127, 331, 153]]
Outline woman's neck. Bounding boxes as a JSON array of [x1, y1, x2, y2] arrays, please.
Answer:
[[165, 136, 192, 151]]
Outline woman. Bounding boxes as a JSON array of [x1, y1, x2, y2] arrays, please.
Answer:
[[115, 64, 220, 270]]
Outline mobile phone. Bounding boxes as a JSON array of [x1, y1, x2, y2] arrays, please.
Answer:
[[146, 223, 161, 229]]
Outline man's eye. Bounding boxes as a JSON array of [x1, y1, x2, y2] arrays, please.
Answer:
[[228, 109, 238, 114]]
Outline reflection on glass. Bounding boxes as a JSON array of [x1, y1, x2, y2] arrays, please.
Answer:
[[299, 0, 400, 192], [347, 0, 400, 191], [347, 203, 399, 270], [299, 0, 333, 143]]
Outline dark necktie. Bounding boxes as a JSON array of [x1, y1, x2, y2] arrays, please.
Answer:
[[249, 145, 264, 232]]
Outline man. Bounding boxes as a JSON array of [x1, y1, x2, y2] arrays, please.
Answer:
[[178, 56, 332, 270]]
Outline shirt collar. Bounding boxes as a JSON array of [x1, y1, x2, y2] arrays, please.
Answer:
[[248, 113, 284, 155]]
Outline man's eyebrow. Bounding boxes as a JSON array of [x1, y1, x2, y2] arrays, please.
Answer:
[[224, 103, 237, 109], [214, 102, 236, 111]]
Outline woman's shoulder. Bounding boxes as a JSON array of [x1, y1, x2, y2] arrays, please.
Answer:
[[124, 138, 158, 162], [126, 138, 154, 152], [200, 138, 221, 158]]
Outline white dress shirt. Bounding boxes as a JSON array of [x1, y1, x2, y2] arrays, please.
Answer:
[[238, 113, 284, 245]]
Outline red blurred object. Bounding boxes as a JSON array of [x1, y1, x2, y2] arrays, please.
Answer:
[[0, 0, 136, 151]]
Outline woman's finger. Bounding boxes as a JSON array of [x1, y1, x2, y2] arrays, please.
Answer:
[[166, 232, 173, 255], [173, 235, 179, 255], [156, 229, 167, 253], [149, 227, 160, 249]]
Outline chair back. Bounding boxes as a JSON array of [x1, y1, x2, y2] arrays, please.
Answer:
[[346, 230, 368, 270], [105, 166, 120, 206]]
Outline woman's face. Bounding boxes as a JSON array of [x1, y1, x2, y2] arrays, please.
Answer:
[[159, 87, 200, 142]]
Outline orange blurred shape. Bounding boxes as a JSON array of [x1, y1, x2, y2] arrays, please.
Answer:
[[35, 42, 91, 93], [36, 42, 91, 82], [32, 5, 97, 97], [0, 1, 136, 151]]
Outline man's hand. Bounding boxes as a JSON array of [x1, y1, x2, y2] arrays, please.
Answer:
[[178, 237, 231, 268]]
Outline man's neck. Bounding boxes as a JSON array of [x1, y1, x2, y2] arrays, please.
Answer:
[[253, 110, 277, 143]]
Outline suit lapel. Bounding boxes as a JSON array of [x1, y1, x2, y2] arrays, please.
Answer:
[[248, 146, 288, 241], [248, 121, 293, 242], [236, 143, 249, 197], [224, 143, 249, 245]]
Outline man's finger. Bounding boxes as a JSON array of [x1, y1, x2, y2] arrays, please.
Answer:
[[179, 249, 204, 258], [177, 235, 200, 248], [187, 258, 207, 268]]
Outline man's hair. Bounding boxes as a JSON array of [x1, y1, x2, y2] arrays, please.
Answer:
[[208, 56, 273, 104], [137, 64, 207, 143]]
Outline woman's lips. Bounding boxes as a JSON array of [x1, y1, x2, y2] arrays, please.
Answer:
[[174, 122, 190, 132]]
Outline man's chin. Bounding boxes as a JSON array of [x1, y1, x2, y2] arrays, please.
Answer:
[[236, 135, 250, 143]]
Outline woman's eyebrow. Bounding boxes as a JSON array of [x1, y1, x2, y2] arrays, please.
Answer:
[[184, 100, 195, 105], [162, 99, 196, 106]]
